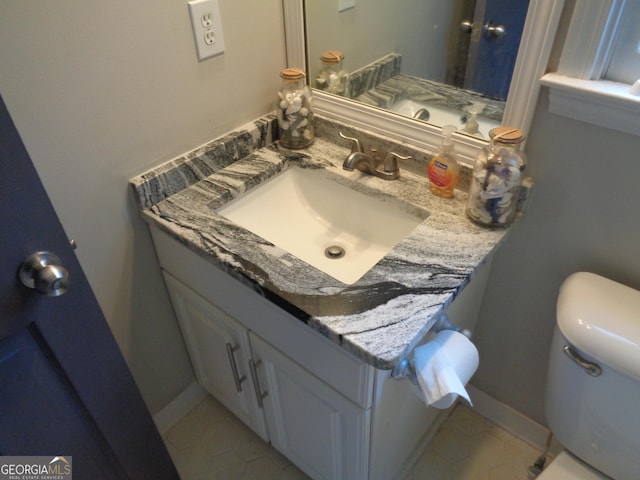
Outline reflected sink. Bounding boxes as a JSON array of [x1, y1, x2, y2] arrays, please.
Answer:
[[390, 99, 464, 126], [218, 167, 428, 284], [389, 99, 501, 138]]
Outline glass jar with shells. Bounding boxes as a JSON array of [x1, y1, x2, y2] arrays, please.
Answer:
[[276, 68, 314, 149]]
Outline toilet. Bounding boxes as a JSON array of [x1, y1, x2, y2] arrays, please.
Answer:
[[538, 272, 640, 480]]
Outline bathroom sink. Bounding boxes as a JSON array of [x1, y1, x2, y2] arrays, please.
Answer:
[[217, 167, 428, 284]]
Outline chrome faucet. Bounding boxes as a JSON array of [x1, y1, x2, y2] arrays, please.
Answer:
[[339, 132, 411, 180], [413, 108, 430, 121]]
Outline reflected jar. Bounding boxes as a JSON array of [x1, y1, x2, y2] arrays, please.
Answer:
[[277, 68, 314, 149], [465, 127, 526, 227], [315, 50, 349, 96]]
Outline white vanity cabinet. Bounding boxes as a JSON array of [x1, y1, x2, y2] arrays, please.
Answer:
[[164, 270, 370, 479], [153, 228, 374, 480], [150, 226, 491, 480]]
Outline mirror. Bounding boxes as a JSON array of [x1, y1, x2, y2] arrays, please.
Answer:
[[305, 0, 532, 139], [283, 0, 565, 160]]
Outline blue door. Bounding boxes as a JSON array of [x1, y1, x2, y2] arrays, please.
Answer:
[[0, 95, 179, 479], [467, 0, 530, 100]]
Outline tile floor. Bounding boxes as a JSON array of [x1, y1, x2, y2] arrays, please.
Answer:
[[162, 395, 543, 480]]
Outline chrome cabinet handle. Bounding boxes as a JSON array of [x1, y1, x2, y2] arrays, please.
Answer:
[[225, 342, 247, 392], [248, 358, 268, 408], [563, 345, 602, 377], [19, 251, 70, 297]]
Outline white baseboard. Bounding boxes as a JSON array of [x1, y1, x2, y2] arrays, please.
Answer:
[[153, 382, 208, 434], [467, 385, 551, 452]]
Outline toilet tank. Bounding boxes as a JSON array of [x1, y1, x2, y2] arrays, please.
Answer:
[[546, 272, 640, 480]]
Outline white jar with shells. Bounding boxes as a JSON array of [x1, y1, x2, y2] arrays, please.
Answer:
[[276, 68, 314, 149]]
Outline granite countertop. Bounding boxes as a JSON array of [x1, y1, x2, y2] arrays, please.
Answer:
[[130, 116, 510, 370]]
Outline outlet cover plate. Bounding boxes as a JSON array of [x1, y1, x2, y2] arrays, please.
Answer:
[[188, 0, 225, 61]]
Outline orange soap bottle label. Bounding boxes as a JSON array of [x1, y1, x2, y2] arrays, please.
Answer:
[[429, 160, 453, 187]]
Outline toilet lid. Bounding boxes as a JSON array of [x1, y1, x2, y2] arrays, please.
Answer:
[[537, 451, 608, 480]]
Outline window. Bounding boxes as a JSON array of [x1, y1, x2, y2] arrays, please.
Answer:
[[540, 0, 640, 136], [604, 1, 640, 84]]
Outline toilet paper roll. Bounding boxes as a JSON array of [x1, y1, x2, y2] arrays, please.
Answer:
[[414, 329, 479, 409]]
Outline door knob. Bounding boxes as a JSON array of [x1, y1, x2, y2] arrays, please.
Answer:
[[19, 251, 70, 297], [483, 22, 506, 39]]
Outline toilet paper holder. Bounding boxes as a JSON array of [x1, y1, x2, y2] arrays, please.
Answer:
[[391, 313, 472, 386]]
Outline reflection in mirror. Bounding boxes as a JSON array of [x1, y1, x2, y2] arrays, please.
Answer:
[[305, 0, 530, 139], [284, 0, 565, 160]]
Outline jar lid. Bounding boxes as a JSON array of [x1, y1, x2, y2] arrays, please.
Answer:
[[280, 68, 306, 80], [489, 126, 525, 144], [320, 50, 344, 64]]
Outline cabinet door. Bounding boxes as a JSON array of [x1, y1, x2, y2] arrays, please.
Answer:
[[163, 272, 268, 441], [249, 333, 370, 480]]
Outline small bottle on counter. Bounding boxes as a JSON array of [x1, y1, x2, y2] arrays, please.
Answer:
[[277, 68, 314, 149], [315, 50, 349, 96], [465, 126, 526, 227], [428, 125, 460, 198]]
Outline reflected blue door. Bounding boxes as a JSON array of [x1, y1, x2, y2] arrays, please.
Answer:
[[468, 0, 530, 100]]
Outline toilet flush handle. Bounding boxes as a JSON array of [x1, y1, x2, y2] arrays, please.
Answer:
[[562, 345, 602, 377]]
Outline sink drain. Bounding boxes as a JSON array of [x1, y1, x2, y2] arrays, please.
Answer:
[[324, 245, 346, 259]]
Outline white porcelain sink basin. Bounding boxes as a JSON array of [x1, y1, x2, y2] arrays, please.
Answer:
[[218, 167, 428, 284]]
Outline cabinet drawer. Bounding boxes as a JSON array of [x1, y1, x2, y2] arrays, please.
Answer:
[[150, 227, 375, 408]]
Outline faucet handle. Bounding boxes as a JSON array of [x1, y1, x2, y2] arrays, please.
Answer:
[[339, 131, 364, 154], [382, 152, 412, 175]]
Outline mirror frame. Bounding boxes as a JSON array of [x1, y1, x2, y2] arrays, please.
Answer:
[[283, 0, 565, 162]]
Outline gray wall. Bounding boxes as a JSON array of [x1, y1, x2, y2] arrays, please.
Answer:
[[472, 90, 640, 425], [305, 0, 459, 82], [0, 0, 286, 414]]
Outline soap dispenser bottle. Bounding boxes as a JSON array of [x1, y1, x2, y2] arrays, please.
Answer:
[[428, 125, 460, 198]]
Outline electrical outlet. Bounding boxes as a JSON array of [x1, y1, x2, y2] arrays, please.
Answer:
[[201, 12, 213, 28], [188, 0, 225, 61]]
